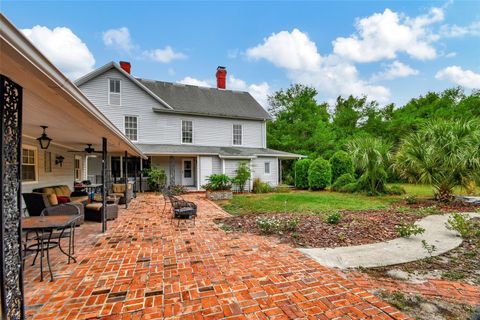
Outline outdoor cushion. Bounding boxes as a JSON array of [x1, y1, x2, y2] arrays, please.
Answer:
[[57, 196, 69, 204], [112, 184, 125, 193], [42, 187, 55, 195], [110, 192, 124, 198], [70, 196, 89, 203], [47, 193, 58, 206], [59, 185, 71, 196], [85, 203, 103, 212]]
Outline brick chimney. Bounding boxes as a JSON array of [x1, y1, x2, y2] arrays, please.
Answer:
[[119, 61, 131, 74], [216, 66, 227, 89]]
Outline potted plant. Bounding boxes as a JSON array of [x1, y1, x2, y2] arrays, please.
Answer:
[[141, 167, 167, 193], [203, 174, 233, 200]]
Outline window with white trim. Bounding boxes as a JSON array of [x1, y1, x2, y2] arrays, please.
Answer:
[[182, 120, 193, 144], [108, 78, 121, 105], [124, 116, 138, 141], [233, 124, 242, 145], [264, 162, 271, 175], [22, 145, 37, 182]]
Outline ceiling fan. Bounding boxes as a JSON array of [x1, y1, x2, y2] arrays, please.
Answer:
[[68, 144, 103, 154]]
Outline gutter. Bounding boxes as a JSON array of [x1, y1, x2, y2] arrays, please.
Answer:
[[152, 107, 271, 121]]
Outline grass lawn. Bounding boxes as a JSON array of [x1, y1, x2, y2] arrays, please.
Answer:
[[219, 184, 436, 216]]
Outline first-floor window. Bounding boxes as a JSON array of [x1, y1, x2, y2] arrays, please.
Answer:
[[264, 162, 271, 175], [22, 145, 37, 182], [124, 116, 138, 141], [182, 120, 193, 143], [74, 156, 81, 180]]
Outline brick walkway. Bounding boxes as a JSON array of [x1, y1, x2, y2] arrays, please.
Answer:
[[343, 271, 480, 306], [24, 194, 410, 319]]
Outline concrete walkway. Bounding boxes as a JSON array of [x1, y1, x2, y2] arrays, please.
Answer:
[[299, 212, 480, 269]]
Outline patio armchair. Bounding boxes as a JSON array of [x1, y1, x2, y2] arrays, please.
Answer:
[[109, 182, 133, 204], [168, 194, 197, 226], [22, 192, 84, 225]]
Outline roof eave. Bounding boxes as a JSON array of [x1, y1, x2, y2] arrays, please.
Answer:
[[152, 107, 270, 121]]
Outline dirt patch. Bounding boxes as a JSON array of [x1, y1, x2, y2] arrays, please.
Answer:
[[378, 291, 477, 320], [361, 218, 480, 286], [215, 209, 419, 248]]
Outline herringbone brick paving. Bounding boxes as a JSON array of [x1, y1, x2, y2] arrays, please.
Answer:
[[24, 193, 411, 319]]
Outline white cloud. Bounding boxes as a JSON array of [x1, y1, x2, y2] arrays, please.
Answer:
[[178, 76, 212, 87], [435, 66, 480, 88], [246, 28, 321, 70], [440, 21, 480, 38], [143, 46, 187, 63], [102, 27, 134, 52], [177, 75, 271, 108], [333, 7, 443, 62], [21, 25, 95, 79], [246, 29, 390, 103], [445, 52, 457, 58], [371, 60, 419, 81]]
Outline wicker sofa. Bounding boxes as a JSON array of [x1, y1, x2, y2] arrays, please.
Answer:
[[22, 193, 85, 225], [109, 183, 133, 205], [32, 185, 89, 204]]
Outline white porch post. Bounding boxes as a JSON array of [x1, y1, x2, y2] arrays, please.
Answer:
[[196, 155, 200, 190]]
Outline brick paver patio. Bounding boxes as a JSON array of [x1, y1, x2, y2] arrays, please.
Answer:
[[24, 193, 410, 319]]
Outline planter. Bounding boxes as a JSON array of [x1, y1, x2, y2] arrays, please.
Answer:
[[206, 190, 233, 201]]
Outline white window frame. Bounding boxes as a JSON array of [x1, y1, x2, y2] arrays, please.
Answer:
[[108, 78, 121, 106], [232, 124, 243, 146], [264, 161, 271, 175], [181, 120, 194, 144], [124, 115, 139, 142], [22, 144, 38, 184]]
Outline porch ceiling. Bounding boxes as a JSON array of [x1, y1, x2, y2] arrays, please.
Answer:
[[0, 15, 146, 158]]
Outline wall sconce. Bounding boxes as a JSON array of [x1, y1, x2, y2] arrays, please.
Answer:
[[55, 155, 65, 167], [37, 125, 52, 150]]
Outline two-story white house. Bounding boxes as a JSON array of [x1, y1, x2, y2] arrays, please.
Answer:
[[76, 61, 301, 190]]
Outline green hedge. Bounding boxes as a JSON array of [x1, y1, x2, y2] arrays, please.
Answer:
[[330, 151, 354, 183], [331, 173, 356, 191], [294, 159, 312, 189], [308, 158, 332, 190]]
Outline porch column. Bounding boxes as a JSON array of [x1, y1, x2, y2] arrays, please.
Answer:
[[101, 137, 107, 233], [139, 158, 143, 193], [0, 75, 25, 319], [169, 156, 175, 186], [133, 158, 137, 198], [279, 159, 283, 184], [124, 151, 128, 209]]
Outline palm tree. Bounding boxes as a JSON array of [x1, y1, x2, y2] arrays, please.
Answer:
[[393, 119, 480, 201], [347, 136, 392, 194]]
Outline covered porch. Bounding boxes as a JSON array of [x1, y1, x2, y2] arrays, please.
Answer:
[[1, 14, 145, 318]]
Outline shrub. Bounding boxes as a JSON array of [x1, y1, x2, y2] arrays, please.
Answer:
[[386, 185, 406, 195], [404, 194, 418, 204], [142, 167, 166, 192], [339, 182, 358, 193], [295, 159, 313, 189], [203, 174, 232, 191], [169, 184, 187, 195], [396, 222, 425, 238], [325, 211, 341, 224], [274, 184, 291, 193], [308, 158, 332, 190], [331, 173, 355, 191], [252, 178, 272, 194], [330, 151, 354, 183], [446, 213, 472, 238], [256, 217, 282, 234], [232, 161, 251, 192]]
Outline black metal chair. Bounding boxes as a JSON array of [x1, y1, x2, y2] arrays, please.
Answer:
[[168, 194, 197, 226]]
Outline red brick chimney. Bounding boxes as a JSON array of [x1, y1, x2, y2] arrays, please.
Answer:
[[119, 61, 131, 74], [216, 66, 227, 89]]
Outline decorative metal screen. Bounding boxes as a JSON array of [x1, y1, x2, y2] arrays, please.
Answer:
[[1, 75, 24, 319]]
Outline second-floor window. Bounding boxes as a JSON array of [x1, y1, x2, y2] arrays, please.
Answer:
[[233, 124, 242, 145], [124, 116, 138, 141], [182, 120, 193, 143], [109, 78, 121, 105]]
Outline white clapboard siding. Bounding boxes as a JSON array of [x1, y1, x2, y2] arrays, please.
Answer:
[[252, 157, 278, 187], [78, 68, 266, 148], [199, 156, 213, 186]]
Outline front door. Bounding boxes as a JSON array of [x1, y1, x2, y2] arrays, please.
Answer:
[[182, 159, 194, 186]]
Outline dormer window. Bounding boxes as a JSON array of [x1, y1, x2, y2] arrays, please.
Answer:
[[233, 124, 242, 145], [108, 78, 121, 105]]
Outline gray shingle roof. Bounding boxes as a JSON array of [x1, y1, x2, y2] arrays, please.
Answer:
[[137, 79, 272, 120], [136, 144, 303, 159]]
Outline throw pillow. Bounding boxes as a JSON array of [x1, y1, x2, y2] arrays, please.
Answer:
[[47, 193, 58, 206], [57, 196, 69, 204]]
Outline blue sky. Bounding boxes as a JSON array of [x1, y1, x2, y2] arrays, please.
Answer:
[[3, 1, 480, 107]]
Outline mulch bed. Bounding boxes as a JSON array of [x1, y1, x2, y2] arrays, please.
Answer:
[[215, 209, 419, 248]]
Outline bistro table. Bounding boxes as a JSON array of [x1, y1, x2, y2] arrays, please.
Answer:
[[84, 183, 103, 194], [22, 215, 80, 281]]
